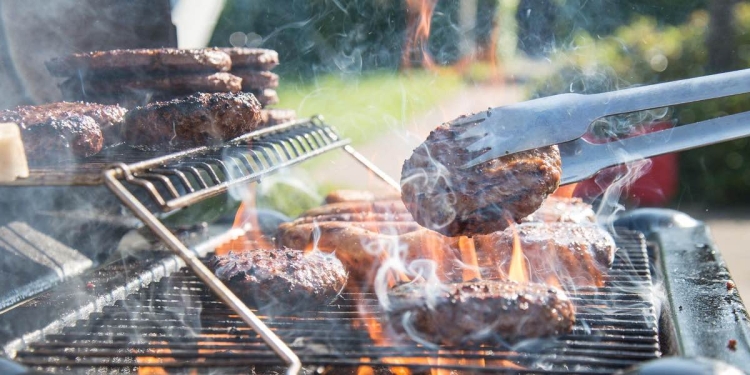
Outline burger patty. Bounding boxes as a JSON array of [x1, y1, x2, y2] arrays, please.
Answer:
[[45, 48, 232, 77], [0, 102, 126, 160], [234, 70, 279, 91], [220, 48, 280, 71], [401, 120, 562, 237], [259, 109, 296, 126], [324, 189, 401, 204], [475, 222, 617, 287], [386, 279, 575, 345], [123, 92, 262, 147], [251, 88, 279, 106], [60, 72, 243, 97], [521, 197, 596, 224], [208, 249, 348, 312], [277, 223, 464, 290]]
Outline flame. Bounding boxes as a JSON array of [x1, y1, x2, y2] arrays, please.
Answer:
[[458, 236, 482, 281], [136, 341, 175, 375], [552, 183, 578, 199], [506, 222, 529, 283], [215, 186, 274, 255], [402, 0, 438, 70]]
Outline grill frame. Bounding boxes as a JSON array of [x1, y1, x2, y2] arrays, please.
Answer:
[[11, 229, 661, 374]]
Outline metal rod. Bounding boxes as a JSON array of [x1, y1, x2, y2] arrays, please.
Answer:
[[341, 145, 401, 192], [103, 165, 302, 375]]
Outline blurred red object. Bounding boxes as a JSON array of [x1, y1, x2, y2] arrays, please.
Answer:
[[573, 121, 679, 207]]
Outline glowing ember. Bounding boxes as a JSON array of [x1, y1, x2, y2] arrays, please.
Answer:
[[402, 0, 438, 70], [506, 222, 529, 283], [458, 236, 482, 281], [136, 341, 175, 375]]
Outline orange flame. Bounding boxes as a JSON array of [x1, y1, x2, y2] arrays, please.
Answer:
[[402, 0, 438, 70], [552, 183, 578, 199], [506, 222, 529, 283], [458, 236, 482, 281], [136, 341, 175, 375], [215, 186, 274, 255]]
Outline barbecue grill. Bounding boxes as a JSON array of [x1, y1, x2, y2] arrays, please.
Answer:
[[0, 114, 748, 374]]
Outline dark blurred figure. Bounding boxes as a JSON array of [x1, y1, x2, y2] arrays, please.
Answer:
[[516, 0, 557, 57], [0, 0, 175, 110]]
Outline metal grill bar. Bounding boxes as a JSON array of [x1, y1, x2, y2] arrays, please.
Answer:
[[15, 231, 660, 374], [105, 117, 349, 213]]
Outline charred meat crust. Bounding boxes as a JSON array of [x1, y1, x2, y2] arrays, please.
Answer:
[[400, 121, 562, 237], [123, 92, 262, 147], [220, 48, 280, 70], [386, 280, 575, 345], [324, 189, 401, 204], [208, 249, 348, 312], [0, 102, 126, 160], [521, 197, 596, 224], [250, 88, 279, 106], [475, 222, 617, 287], [60, 72, 243, 96], [259, 109, 296, 126], [45, 48, 232, 77], [233, 70, 280, 90]]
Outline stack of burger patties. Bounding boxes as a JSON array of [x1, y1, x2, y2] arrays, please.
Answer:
[[45, 47, 296, 126]]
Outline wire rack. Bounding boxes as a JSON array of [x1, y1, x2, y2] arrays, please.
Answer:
[[101, 116, 399, 374]]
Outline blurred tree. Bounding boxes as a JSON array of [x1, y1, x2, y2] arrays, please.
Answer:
[[516, 0, 557, 57], [707, 0, 738, 73]]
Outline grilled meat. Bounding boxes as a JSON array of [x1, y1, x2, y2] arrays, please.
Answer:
[[251, 88, 279, 107], [234, 70, 279, 91], [386, 279, 575, 345], [220, 48, 280, 71], [521, 197, 596, 224], [475, 222, 616, 287], [45, 48, 232, 77], [123, 92, 262, 147], [401, 121, 562, 237], [208, 249, 348, 312], [259, 109, 296, 126], [0, 102, 127, 160], [60, 72, 243, 98], [277, 223, 463, 290], [324, 189, 401, 204], [301, 199, 410, 217]]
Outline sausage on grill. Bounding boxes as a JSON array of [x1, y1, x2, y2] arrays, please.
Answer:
[[386, 279, 575, 345]]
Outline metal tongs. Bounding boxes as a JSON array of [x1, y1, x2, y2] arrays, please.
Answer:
[[458, 69, 750, 185]]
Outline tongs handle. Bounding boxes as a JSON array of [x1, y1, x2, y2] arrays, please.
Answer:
[[560, 110, 750, 184], [594, 68, 750, 116]]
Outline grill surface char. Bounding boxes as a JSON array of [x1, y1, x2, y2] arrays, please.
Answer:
[[12, 230, 660, 374]]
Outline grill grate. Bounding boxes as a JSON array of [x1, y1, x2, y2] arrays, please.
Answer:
[[15, 230, 660, 374]]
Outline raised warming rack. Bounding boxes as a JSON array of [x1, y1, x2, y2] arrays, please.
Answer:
[[98, 116, 400, 374]]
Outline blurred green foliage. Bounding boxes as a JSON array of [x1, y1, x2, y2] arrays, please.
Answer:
[[532, 3, 750, 206], [209, 0, 463, 77]]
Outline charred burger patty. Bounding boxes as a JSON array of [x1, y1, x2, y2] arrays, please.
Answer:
[[208, 249, 348, 312], [401, 120, 562, 237], [386, 279, 575, 346]]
